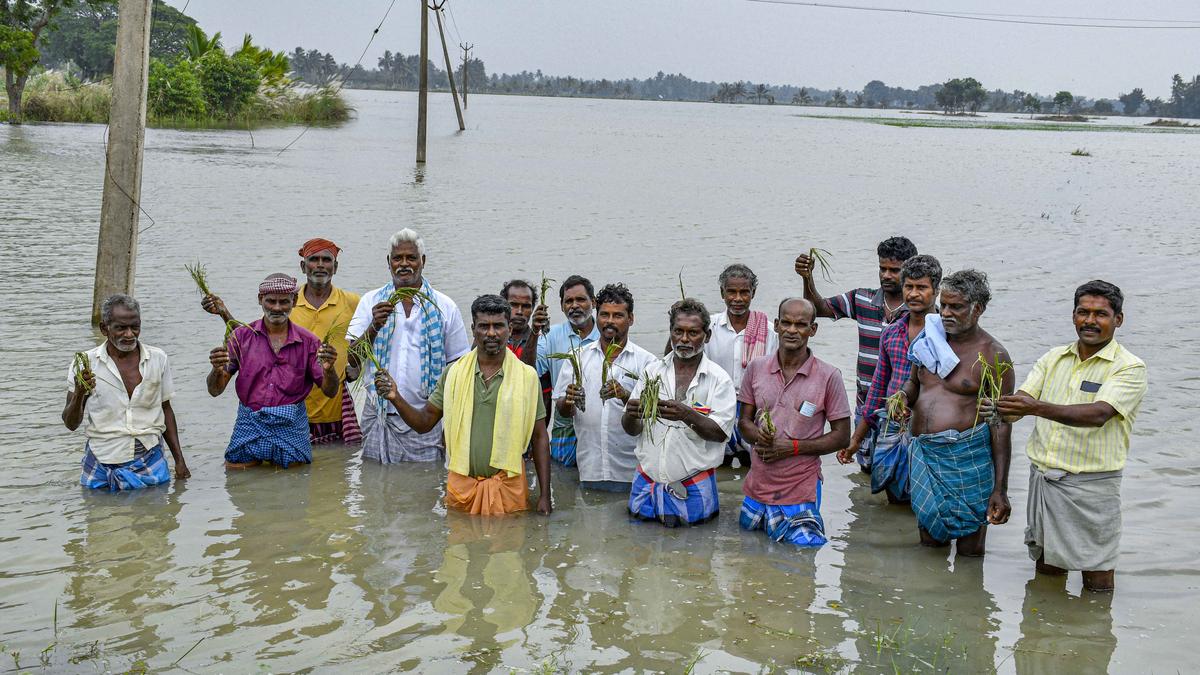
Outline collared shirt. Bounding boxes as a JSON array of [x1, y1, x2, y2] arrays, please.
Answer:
[[828, 287, 908, 406], [627, 353, 737, 484], [537, 320, 601, 430], [348, 284, 470, 430], [1019, 339, 1147, 473], [66, 342, 174, 464], [291, 284, 361, 423], [706, 311, 779, 391], [429, 363, 548, 478], [228, 319, 325, 411], [552, 339, 658, 484], [738, 350, 851, 505], [860, 315, 914, 426]]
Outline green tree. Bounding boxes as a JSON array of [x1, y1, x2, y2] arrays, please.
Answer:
[[1053, 90, 1073, 113], [829, 88, 847, 106], [232, 33, 287, 85], [1118, 88, 1145, 116], [195, 49, 257, 117], [1091, 100, 1114, 114], [40, 1, 197, 78], [750, 82, 772, 104], [934, 77, 985, 114], [2, 0, 95, 122], [791, 86, 811, 105], [147, 56, 203, 117], [184, 23, 220, 60], [1021, 93, 1041, 115]]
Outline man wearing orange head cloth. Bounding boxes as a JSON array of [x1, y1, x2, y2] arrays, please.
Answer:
[[202, 238, 362, 445]]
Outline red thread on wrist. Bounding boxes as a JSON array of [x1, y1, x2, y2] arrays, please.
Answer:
[[792, 439, 799, 457]]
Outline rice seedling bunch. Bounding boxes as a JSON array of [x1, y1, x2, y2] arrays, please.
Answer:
[[809, 248, 835, 283], [184, 261, 212, 296], [386, 286, 441, 314], [639, 373, 664, 441], [599, 342, 621, 389], [884, 391, 909, 432], [223, 319, 248, 355], [678, 269, 687, 301], [549, 346, 585, 412], [72, 352, 93, 394], [539, 272, 555, 335], [974, 352, 1012, 427], [347, 338, 384, 393], [757, 408, 776, 436], [322, 319, 349, 345]]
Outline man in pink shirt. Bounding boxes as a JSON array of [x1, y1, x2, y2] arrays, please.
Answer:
[[737, 298, 852, 546]]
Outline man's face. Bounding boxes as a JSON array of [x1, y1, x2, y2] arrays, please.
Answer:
[[388, 242, 425, 288], [939, 289, 982, 335], [300, 249, 338, 288], [473, 312, 511, 356], [775, 301, 817, 352], [260, 292, 296, 327], [902, 276, 937, 314], [505, 286, 534, 335], [561, 284, 594, 328], [597, 301, 633, 345], [670, 313, 709, 360], [100, 305, 141, 353], [721, 277, 754, 317], [1074, 295, 1122, 347], [879, 257, 905, 294]]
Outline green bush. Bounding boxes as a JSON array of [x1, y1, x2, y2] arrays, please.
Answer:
[[196, 50, 258, 117], [148, 58, 206, 118]]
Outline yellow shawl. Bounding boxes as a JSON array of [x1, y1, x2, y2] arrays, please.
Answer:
[[444, 348, 539, 478]]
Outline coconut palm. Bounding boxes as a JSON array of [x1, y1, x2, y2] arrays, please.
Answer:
[[184, 24, 222, 60], [831, 88, 848, 107], [791, 87, 812, 105], [750, 83, 772, 104]]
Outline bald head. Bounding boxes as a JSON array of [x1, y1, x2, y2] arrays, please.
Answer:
[[775, 296, 818, 354], [778, 297, 815, 321]]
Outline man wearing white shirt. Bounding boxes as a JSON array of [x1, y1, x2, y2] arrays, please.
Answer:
[[62, 294, 189, 490], [348, 229, 470, 463], [555, 283, 657, 492], [706, 264, 777, 466], [622, 298, 737, 527]]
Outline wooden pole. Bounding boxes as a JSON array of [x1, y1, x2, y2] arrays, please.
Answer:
[[416, 0, 429, 163], [459, 43, 472, 109], [92, 0, 153, 324], [433, 6, 465, 131]]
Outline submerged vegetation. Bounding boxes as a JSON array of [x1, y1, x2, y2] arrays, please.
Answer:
[[796, 113, 1200, 134], [1071, 148, 1092, 157]]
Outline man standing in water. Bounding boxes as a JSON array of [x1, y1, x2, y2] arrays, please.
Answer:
[[990, 280, 1146, 592], [622, 299, 737, 527], [63, 294, 190, 490], [900, 270, 1012, 555], [837, 254, 942, 505], [374, 295, 552, 515], [500, 279, 548, 367], [706, 264, 777, 467], [536, 275, 600, 466], [347, 229, 470, 464], [208, 274, 340, 468], [555, 283, 657, 492], [737, 298, 851, 546], [795, 236, 918, 471]]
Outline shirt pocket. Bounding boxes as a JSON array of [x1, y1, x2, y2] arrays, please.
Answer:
[[135, 376, 161, 404]]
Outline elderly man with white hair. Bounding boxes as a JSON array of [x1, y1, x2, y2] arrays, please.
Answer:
[[347, 229, 470, 463]]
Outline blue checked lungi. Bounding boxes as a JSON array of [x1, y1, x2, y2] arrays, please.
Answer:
[[80, 442, 170, 491], [225, 402, 313, 468], [725, 401, 745, 456], [549, 413, 577, 466], [628, 467, 719, 528], [909, 423, 993, 542], [853, 411, 872, 471], [870, 412, 911, 504], [739, 480, 826, 547]]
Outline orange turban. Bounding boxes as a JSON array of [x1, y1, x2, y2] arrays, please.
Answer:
[[298, 238, 341, 258]]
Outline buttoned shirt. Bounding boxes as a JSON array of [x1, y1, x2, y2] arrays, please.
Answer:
[[228, 320, 325, 411], [860, 315, 914, 426], [627, 353, 737, 484], [828, 287, 907, 406], [738, 350, 851, 504], [552, 339, 658, 484], [537, 320, 601, 429], [292, 284, 361, 423], [1019, 339, 1147, 473], [66, 342, 174, 464], [706, 311, 779, 391]]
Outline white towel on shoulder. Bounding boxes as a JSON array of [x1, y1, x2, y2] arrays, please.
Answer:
[[907, 314, 959, 379]]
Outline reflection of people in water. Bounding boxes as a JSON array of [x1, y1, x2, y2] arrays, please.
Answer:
[[1015, 575, 1116, 674]]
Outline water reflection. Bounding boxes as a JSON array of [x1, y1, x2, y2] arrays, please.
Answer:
[[1015, 575, 1116, 674]]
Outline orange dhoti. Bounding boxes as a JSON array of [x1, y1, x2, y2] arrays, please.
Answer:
[[446, 469, 529, 515]]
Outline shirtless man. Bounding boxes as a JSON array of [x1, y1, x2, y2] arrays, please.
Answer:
[[900, 269, 1012, 556]]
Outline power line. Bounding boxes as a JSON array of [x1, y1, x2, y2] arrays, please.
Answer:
[[446, 2, 465, 44], [744, 0, 1200, 29]]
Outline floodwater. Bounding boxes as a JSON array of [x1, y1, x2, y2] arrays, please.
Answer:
[[1, 90, 1196, 673]]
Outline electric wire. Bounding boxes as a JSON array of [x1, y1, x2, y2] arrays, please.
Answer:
[[744, 0, 1200, 29]]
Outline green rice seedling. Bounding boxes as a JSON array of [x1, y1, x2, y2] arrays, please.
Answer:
[[549, 346, 585, 412], [809, 247, 835, 283], [974, 352, 1012, 427], [885, 391, 909, 432], [322, 319, 349, 345], [757, 408, 776, 436], [638, 373, 664, 441], [539, 271, 555, 335], [386, 286, 441, 314], [599, 341, 622, 390], [347, 338, 385, 394], [223, 319, 248, 357], [72, 352, 93, 394], [678, 268, 687, 300], [184, 261, 212, 296]]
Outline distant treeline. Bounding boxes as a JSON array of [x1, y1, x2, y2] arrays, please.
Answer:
[[288, 46, 1200, 119]]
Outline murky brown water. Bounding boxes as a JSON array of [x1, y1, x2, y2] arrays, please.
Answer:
[[2, 91, 1195, 673]]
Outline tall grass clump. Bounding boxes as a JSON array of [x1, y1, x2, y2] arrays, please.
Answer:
[[19, 71, 111, 123]]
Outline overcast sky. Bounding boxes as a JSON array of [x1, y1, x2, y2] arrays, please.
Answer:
[[170, 1, 1200, 99]]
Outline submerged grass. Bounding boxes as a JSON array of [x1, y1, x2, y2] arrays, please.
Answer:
[[1070, 148, 1091, 156], [795, 113, 1200, 134]]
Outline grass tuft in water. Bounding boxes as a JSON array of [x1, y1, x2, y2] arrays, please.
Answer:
[[1070, 148, 1091, 156]]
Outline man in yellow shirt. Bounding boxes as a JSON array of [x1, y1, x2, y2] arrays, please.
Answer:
[[991, 280, 1146, 592]]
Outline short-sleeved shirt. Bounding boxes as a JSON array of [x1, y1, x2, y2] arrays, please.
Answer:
[[738, 350, 852, 505], [429, 362, 547, 477], [1019, 339, 1147, 473], [859, 315, 914, 426], [227, 319, 325, 411], [291, 284, 361, 423], [67, 342, 174, 464], [828, 287, 907, 406], [706, 311, 779, 392]]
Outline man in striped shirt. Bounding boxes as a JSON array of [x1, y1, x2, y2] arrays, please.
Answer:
[[795, 236, 917, 471]]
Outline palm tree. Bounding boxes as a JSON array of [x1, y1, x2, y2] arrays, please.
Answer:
[[852, 92, 865, 107], [184, 24, 222, 60], [791, 87, 812, 105], [831, 88, 848, 107], [751, 83, 772, 104], [731, 81, 748, 102]]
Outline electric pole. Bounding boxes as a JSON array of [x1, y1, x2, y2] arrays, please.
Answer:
[[431, 3, 464, 131], [459, 42, 473, 109], [417, 0, 429, 163]]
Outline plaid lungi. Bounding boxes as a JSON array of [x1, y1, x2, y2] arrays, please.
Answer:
[[81, 441, 170, 491], [739, 481, 826, 547], [310, 387, 363, 445], [909, 424, 993, 542], [549, 412, 577, 466], [628, 467, 719, 528], [870, 414, 912, 503], [225, 402, 312, 468]]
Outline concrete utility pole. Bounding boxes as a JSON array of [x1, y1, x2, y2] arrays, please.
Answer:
[[416, 0, 429, 163], [432, 4, 464, 131], [459, 43, 473, 109], [92, 0, 153, 324]]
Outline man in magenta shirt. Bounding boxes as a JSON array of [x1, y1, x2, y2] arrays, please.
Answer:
[[736, 298, 852, 546], [208, 274, 338, 468]]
